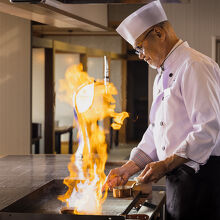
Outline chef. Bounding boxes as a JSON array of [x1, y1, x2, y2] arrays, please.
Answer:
[[103, 1, 220, 219]]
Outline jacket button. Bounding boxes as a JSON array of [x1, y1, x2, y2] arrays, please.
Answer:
[[162, 97, 164, 101], [169, 73, 173, 77], [162, 146, 165, 151], [160, 121, 164, 126], [152, 123, 155, 127]]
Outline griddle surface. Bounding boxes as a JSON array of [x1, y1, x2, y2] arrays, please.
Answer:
[[1, 179, 133, 216]]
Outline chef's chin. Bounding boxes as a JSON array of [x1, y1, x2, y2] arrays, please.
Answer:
[[146, 60, 157, 69], [148, 62, 157, 69]]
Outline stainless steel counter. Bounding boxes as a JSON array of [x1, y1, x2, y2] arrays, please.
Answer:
[[0, 155, 122, 210], [0, 155, 165, 219]]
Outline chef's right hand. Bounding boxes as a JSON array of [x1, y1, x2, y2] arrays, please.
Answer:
[[102, 167, 129, 192], [102, 160, 141, 192]]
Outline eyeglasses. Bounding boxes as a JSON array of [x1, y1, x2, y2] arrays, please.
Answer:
[[135, 28, 154, 55]]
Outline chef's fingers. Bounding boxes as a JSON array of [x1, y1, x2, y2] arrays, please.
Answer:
[[120, 174, 129, 185], [102, 177, 109, 192], [109, 175, 127, 189], [102, 182, 109, 192], [134, 176, 142, 183], [138, 164, 151, 178], [142, 168, 153, 183], [102, 176, 117, 191], [109, 177, 119, 189], [134, 166, 150, 184], [102, 169, 117, 191], [101, 183, 106, 192]]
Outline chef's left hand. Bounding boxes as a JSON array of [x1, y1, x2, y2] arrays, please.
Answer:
[[136, 160, 168, 183], [136, 154, 189, 183]]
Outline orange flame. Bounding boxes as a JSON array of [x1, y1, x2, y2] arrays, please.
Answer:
[[58, 64, 129, 214]]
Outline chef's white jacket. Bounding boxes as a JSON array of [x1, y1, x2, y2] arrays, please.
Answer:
[[132, 40, 220, 172]]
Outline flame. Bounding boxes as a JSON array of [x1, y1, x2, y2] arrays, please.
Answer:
[[58, 63, 129, 214]]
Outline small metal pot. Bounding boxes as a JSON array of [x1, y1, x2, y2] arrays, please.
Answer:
[[60, 207, 75, 214], [113, 181, 152, 198], [113, 185, 133, 198]]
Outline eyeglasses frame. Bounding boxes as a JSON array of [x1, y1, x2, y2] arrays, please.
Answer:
[[135, 28, 154, 55]]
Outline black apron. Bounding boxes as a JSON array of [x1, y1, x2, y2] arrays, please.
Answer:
[[166, 156, 220, 220]]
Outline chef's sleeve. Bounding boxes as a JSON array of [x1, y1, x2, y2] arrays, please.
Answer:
[[130, 124, 158, 169], [174, 61, 220, 164]]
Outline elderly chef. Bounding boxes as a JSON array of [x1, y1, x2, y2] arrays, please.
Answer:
[[103, 1, 220, 219]]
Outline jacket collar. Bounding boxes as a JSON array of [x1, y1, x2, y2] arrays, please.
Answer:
[[157, 40, 189, 73]]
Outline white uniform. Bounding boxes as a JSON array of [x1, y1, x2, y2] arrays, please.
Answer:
[[136, 40, 220, 172]]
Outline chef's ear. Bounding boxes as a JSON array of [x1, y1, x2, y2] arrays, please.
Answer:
[[154, 27, 165, 40], [155, 28, 161, 38]]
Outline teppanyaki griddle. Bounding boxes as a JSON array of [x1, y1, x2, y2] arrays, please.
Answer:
[[0, 179, 150, 220]]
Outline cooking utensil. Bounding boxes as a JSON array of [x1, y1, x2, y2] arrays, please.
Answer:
[[113, 181, 152, 198], [113, 184, 134, 198]]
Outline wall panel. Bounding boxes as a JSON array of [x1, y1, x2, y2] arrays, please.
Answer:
[[32, 48, 45, 153], [0, 12, 31, 155]]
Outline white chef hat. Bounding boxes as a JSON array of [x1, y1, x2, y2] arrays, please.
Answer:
[[116, 0, 167, 47]]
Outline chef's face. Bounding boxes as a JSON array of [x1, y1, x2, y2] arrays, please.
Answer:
[[134, 26, 166, 68]]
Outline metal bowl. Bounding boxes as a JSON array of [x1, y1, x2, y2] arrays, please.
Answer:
[[113, 185, 133, 198]]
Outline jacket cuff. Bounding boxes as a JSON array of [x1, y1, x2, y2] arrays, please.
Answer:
[[129, 147, 153, 170]]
